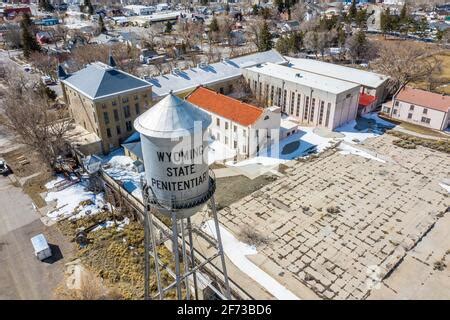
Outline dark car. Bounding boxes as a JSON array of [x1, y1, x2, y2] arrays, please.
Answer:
[[0, 159, 9, 175]]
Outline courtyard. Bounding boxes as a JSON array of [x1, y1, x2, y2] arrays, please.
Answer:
[[211, 134, 449, 299]]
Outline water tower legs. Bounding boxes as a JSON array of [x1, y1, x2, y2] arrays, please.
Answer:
[[142, 195, 232, 300]]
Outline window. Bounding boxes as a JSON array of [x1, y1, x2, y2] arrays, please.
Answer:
[[233, 125, 237, 133], [233, 141, 237, 149], [325, 103, 331, 127], [243, 129, 246, 137], [393, 109, 397, 115], [101, 103, 106, 109], [290, 92, 295, 114], [383, 107, 391, 113], [122, 97, 129, 103], [421, 117, 431, 124], [135, 103, 140, 115], [264, 115, 269, 120], [409, 105, 414, 111], [216, 118, 220, 126], [113, 109, 119, 121], [242, 145, 247, 153], [219, 87, 224, 94], [296, 94, 301, 117], [304, 97, 309, 120], [394, 101, 399, 106], [143, 93, 147, 99], [282, 89, 287, 111], [270, 86, 274, 102], [310, 105, 315, 122], [407, 113, 413, 119], [225, 122, 229, 130], [103, 112, 109, 125], [277, 88, 282, 107], [126, 121, 132, 131], [134, 95, 138, 100], [229, 84, 233, 92], [225, 136, 229, 145], [318, 101, 325, 125], [106, 128, 112, 138], [217, 132, 220, 141], [253, 80, 257, 91], [123, 106, 131, 118], [116, 126, 121, 135], [423, 108, 428, 114]]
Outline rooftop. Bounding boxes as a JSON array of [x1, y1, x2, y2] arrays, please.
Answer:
[[186, 87, 263, 127], [285, 57, 389, 89], [62, 62, 152, 100], [396, 87, 450, 113], [359, 93, 377, 107], [246, 63, 360, 94], [148, 50, 287, 99], [134, 93, 212, 138]]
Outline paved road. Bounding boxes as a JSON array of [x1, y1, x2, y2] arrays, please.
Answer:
[[0, 175, 74, 299]]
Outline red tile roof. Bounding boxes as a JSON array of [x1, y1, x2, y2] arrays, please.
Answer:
[[396, 87, 450, 113], [186, 86, 263, 126], [359, 93, 377, 107]]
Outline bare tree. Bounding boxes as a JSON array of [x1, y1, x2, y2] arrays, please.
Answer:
[[291, 2, 307, 23], [3, 24, 22, 49], [373, 42, 442, 94], [1, 67, 72, 166], [30, 51, 58, 79], [247, 18, 265, 52]]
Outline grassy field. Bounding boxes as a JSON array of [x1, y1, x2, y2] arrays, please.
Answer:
[[412, 51, 450, 95]]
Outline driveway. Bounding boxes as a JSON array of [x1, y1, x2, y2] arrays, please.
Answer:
[[0, 175, 74, 299]]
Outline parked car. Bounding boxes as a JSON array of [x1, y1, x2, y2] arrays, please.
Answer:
[[30, 234, 52, 261], [23, 64, 32, 72], [0, 158, 9, 174], [41, 75, 53, 85]]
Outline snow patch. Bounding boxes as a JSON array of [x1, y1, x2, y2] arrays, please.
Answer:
[[201, 220, 299, 300], [45, 180, 105, 221], [439, 183, 450, 193], [338, 143, 386, 163]]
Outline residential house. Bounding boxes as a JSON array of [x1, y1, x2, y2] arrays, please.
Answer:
[[60, 56, 153, 154], [382, 87, 450, 131], [242, 63, 361, 130], [186, 86, 282, 159]]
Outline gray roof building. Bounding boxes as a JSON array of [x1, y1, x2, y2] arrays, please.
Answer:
[[147, 49, 288, 99], [61, 62, 152, 101]]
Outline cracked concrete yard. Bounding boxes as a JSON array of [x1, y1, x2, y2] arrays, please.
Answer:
[[219, 134, 449, 300]]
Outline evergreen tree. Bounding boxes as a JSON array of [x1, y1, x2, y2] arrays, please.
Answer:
[[165, 21, 173, 33], [83, 0, 94, 15], [252, 4, 259, 16], [348, 0, 357, 21], [400, 2, 408, 22], [209, 17, 219, 33], [200, 0, 208, 5], [380, 8, 391, 36], [98, 14, 107, 33], [20, 14, 40, 59], [259, 21, 273, 52], [347, 30, 370, 64]]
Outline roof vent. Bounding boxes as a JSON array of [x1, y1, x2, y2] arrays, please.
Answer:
[[198, 62, 207, 69], [295, 73, 302, 78], [172, 67, 181, 75]]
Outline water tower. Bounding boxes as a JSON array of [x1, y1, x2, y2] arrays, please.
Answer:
[[134, 92, 231, 300]]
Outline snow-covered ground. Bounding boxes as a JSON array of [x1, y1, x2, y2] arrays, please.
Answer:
[[45, 179, 106, 221], [101, 148, 145, 201], [201, 220, 299, 300], [228, 113, 395, 167], [91, 217, 130, 232], [338, 143, 386, 163], [439, 182, 450, 193]]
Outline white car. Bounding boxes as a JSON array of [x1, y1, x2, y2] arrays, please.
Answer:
[[23, 64, 32, 72], [41, 75, 53, 85], [0, 159, 9, 174]]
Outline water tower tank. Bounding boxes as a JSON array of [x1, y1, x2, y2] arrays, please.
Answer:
[[134, 93, 213, 218]]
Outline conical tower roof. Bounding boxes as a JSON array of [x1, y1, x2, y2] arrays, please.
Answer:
[[134, 93, 211, 138]]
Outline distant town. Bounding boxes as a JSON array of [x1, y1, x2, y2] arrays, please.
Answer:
[[0, 0, 449, 301]]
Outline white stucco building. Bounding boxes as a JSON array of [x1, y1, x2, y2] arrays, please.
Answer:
[[242, 63, 361, 130], [186, 86, 282, 159]]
